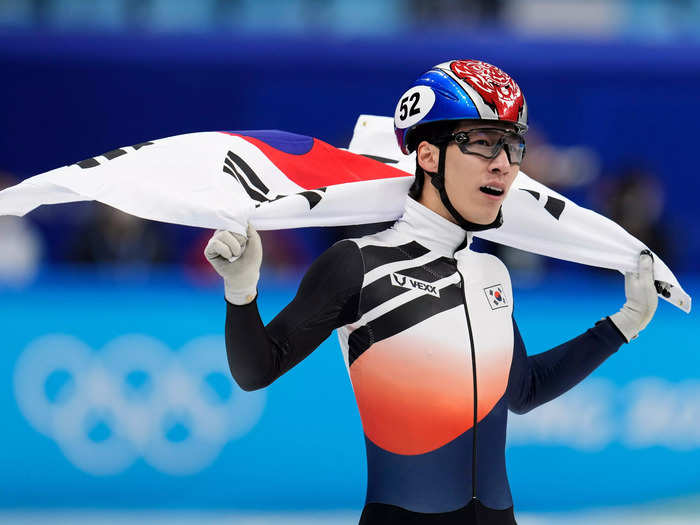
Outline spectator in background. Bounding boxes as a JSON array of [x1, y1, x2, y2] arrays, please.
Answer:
[[0, 171, 44, 286], [597, 167, 673, 266], [67, 204, 170, 266], [486, 127, 601, 283], [519, 127, 600, 191], [409, 0, 506, 25]]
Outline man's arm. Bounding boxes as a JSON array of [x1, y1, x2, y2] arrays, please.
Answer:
[[506, 316, 624, 414], [507, 250, 658, 414], [211, 234, 363, 391]]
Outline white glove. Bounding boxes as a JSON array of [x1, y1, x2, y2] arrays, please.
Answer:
[[609, 250, 659, 342], [204, 225, 262, 305]]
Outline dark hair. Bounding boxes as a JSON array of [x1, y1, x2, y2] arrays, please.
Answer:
[[407, 120, 458, 200]]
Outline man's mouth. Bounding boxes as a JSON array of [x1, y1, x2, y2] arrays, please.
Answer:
[[479, 185, 504, 197]]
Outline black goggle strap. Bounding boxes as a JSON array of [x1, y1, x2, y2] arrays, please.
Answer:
[[427, 143, 504, 233]]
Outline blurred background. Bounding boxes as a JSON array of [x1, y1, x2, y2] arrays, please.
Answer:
[[0, 0, 699, 523]]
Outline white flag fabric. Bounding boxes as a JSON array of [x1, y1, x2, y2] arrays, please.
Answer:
[[0, 115, 690, 313]]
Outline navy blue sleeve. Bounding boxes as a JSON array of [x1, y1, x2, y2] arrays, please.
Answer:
[[507, 316, 626, 414], [224, 240, 363, 391]]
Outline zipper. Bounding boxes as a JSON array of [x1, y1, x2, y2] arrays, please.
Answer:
[[458, 269, 479, 502]]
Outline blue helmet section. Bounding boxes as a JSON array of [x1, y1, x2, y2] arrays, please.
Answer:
[[395, 67, 482, 154], [418, 68, 481, 123]]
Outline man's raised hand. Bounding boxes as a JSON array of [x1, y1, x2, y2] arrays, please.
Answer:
[[609, 250, 659, 342], [204, 225, 262, 305]]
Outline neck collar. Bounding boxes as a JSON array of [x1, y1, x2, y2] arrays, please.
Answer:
[[392, 197, 473, 258]]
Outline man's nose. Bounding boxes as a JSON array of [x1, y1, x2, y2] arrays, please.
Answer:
[[489, 146, 511, 174]]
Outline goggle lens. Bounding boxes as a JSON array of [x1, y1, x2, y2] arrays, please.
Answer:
[[452, 129, 526, 164]]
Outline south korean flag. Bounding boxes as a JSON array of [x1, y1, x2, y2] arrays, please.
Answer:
[[0, 115, 690, 313], [484, 284, 508, 310]]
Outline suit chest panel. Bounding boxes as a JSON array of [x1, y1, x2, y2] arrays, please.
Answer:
[[343, 243, 514, 455]]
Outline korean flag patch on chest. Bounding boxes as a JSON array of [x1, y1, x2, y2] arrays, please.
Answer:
[[484, 284, 508, 310]]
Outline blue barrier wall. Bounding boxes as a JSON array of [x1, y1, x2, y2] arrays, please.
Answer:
[[0, 269, 697, 512], [1, 30, 700, 268]]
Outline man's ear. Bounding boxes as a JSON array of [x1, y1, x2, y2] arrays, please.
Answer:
[[416, 141, 439, 174]]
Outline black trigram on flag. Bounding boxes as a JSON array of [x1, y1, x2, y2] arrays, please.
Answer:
[[520, 188, 565, 220], [76, 142, 155, 169], [223, 151, 326, 210]]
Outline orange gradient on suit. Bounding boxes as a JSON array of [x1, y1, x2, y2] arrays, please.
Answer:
[[473, 334, 512, 421], [349, 308, 512, 455]]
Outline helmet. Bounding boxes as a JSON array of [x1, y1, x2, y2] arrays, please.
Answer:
[[394, 59, 528, 154]]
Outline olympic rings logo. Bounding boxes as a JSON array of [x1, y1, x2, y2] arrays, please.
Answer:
[[13, 334, 266, 476]]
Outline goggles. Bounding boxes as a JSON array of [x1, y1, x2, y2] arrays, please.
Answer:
[[440, 128, 526, 165]]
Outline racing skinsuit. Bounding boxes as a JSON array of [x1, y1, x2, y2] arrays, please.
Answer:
[[224, 196, 626, 524]]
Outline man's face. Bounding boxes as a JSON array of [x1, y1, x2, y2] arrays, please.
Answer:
[[442, 122, 521, 225]]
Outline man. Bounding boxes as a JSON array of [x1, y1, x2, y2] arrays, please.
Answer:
[[205, 60, 658, 524]]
